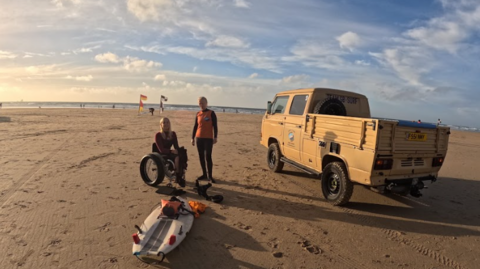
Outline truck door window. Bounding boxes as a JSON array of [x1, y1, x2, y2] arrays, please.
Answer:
[[271, 96, 289, 114], [289, 95, 308, 115]]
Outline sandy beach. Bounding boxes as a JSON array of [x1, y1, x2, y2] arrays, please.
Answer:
[[1, 108, 479, 269]]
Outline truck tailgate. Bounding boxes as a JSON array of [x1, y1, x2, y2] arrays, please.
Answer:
[[377, 120, 450, 153]]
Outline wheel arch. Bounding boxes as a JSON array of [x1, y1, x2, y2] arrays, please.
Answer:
[[322, 154, 350, 179], [267, 137, 283, 154]]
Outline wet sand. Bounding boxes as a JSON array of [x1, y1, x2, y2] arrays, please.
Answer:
[[1, 108, 479, 269]]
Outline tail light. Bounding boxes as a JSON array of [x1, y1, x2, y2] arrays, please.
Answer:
[[132, 233, 140, 244], [168, 235, 176, 245], [374, 159, 393, 170], [432, 157, 444, 167]]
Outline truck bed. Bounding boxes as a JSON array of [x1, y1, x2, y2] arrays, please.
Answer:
[[305, 114, 450, 154]]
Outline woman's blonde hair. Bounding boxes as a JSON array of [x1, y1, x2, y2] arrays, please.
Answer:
[[159, 117, 173, 140], [198, 96, 208, 103]]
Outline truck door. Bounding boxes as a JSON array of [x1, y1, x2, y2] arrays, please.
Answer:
[[283, 94, 309, 163], [264, 95, 289, 152]]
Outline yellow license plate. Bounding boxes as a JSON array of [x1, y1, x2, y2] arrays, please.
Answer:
[[407, 132, 427, 141]]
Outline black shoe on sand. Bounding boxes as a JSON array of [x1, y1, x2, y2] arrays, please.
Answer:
[[197, 175, 208, 181]]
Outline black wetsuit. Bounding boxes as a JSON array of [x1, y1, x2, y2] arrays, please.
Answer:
[[192, 109, 218, 179]]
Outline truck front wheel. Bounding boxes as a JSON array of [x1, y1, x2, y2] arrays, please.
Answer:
[[267, 143, 284, 172], [321, 162, 353, 206]]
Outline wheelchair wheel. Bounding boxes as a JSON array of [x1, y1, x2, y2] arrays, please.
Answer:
[[140, 153, 166, 186]]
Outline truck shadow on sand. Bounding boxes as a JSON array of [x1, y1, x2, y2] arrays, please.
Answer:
[[346, 176, 480, 230], [218, 176, 480, 238]]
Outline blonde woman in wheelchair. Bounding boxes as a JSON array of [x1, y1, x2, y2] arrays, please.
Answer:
[[154, 118, 185, 187]]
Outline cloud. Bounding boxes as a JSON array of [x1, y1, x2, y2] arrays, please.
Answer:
[[0, 50, 17, 59], [403, 1, 480, 53], [66, 75, 93, 81], [234, 0, 250, 8], [336, 31, 361, 51], [248, 73, 258, 79], [124, 56, 162, 72], [281, 74, 310, 84], [405, 21, 467, 53], [95, 52, 120, 63], [154, 74, 166, 81], [95, 52, 163, 73], [72, 46, 100, 54], [456, 106, 480, 117], [283, 40, 347, 70], [206, 35, 250, 48], [355, 60, 370, 66], [162, 45, 280, 73], [127, 0, 174, 22], [369, 47, 433, 87], [25, 65, 57, 74], [51, 0, 81, 8]]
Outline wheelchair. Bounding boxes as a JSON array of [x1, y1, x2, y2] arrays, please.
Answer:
[[139, 143, 186, 187]]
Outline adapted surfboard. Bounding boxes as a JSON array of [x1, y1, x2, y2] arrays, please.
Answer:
[[132, 196, 194, 264]]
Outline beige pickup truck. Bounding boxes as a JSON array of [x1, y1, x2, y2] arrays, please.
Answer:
[[260, 88, 450, 205]]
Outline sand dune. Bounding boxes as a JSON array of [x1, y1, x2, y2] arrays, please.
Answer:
[[1, 108, 479, 269]]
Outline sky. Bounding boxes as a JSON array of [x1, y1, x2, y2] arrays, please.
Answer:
[[0, 0, 479, 127]]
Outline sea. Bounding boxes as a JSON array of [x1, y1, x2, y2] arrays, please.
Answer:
[[0, 101, 266, 115], [1, 101, 478, 132]]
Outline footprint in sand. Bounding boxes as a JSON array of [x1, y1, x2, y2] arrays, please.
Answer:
[[234, 222, 252, 231], [48, 239, 62, 246], [298, 240, 322, 254], [97, 222, 111, 232]]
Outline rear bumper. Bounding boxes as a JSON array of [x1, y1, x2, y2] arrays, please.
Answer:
[[369, 173, 438, 186]]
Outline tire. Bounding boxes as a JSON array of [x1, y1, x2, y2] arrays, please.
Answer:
[[140, 153, 165, 186], [267, 143, 284, 172], [321, 162, 353, 206], [313, 98, 347, 116]]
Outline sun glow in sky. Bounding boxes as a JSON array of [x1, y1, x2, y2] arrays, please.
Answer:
[[1, 0, 479, 127]]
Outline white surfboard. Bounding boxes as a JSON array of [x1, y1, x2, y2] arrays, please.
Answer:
[[132, 196, 194, 264]]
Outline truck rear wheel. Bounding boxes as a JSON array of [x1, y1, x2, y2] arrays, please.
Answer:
[[267, 143, 284, 172], [313, 98, 346, 116], [321, 162, 353, 206]]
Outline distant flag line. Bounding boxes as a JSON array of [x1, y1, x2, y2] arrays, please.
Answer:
[[138, 94, 168, 115]]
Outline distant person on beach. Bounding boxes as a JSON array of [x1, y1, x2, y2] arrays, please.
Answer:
[[149, 108, 155, 116], [191, 96, 218, 183], [0, 103, 2, 109], [437, 119, 442, 126], [155, 117, 185, 187], [417, 119, 422, 123], [113, 104, 115, 109]]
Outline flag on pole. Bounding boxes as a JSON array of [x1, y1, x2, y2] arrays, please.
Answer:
[[138, 94, 147, 114], [160, 95, 168, 113]]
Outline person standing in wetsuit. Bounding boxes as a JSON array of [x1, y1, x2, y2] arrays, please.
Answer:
[[191, 96, 218, 183]]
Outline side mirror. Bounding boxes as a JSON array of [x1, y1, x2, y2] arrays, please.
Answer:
[[267, 101, 272, 114]]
